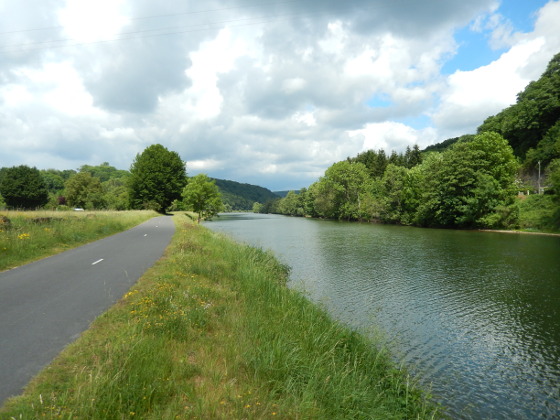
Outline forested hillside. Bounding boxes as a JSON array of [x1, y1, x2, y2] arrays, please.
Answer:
[[212, 178, 278, 210], [262, 52, 560, 232]]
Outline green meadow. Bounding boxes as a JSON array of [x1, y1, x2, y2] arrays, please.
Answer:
[[0, 214, 441, 419], [0, 210, 157, 271]]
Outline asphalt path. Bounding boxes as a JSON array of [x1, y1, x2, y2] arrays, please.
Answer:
[[0, 215, 175, 405]]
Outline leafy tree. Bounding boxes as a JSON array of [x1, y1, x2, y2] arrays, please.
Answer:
[[103, 178, 130, 210], [422, 132, 519, 228], [129, 144, 187, 213], [278, 190, 302, 216], [0, 165, 49, 209], [252, 202, 263, 213], [80, 162, 129, 182], [524, 119, 560, 170], [547, 158, 560, 195], [351, 149, 388, 178], [379, 164, 409, 223], [65, 172, 105, 209], [182, 174, 224, 222], [313, 161, 371, 220], [41, 170, 66, 193]]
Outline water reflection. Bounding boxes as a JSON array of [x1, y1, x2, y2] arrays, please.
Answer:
[[205, 213, 560, 419]]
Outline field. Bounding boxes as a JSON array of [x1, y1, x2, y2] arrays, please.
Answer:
[[0, 210, 157, 271], [0, 214, 440, 419]]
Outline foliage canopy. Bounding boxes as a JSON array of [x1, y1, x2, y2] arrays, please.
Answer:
[[182, 174, 223, 222], [128, 144, 187, 213], [0, 165, 49, 209]]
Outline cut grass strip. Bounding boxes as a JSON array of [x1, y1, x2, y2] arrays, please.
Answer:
[[0, 214, 441, 419]]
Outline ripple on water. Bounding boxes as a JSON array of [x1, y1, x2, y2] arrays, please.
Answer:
[[206, 215, 560, 419]]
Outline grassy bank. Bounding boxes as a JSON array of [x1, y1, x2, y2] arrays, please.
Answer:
[[517, 194, 560, 233], [0, 215, 440, 419], [0, 210, 157, 271]]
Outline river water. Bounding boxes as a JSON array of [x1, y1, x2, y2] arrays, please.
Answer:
[[204, 213, 560, 419]]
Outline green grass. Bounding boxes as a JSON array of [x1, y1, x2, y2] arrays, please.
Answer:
[[517, 194, 560, 232], [0, 210, 158, 271], [0, 215, 441, 419]]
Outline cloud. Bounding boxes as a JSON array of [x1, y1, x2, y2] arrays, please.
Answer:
[[1, 0, 559, 191], [432, 0, 560, 139]]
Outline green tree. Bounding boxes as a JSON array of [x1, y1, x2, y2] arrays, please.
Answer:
[[129, 144, 187, 213], [182, 174, 224, 222], [423, 132, 519, 228], [313, 161, 371, 220], [80, 162, 129, 182], [278, 190, 301, 216], [379, 164, 409, 223], [103, 178, 130, 210], [0, 165, 49, 209], [252, 202, 263, 213], [65, 172, 105, 209]]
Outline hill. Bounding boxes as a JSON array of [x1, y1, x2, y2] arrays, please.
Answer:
[[212, 178, 279, 210]]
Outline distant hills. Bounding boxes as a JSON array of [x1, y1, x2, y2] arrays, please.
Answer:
[[212, 178, 279, 210]]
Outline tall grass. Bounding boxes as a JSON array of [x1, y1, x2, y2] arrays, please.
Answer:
[[517, 194, 560, 232], [0, 210, 157, 271], [0, 215, 441, 419]]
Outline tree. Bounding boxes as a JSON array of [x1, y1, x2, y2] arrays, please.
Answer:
[[424, 132, 519, 228], [379, 164, 409, 223], [129, 144, 187, 213], [65, 172, 105, 209], [312, 161, 371, 220], [103, 178, 130, 210], [182, 174, 224, 222], [0, 165, 49, 209], [80, 162, 129, 182]]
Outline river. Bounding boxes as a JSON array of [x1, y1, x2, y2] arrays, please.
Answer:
[[204, 213, 560, 419]]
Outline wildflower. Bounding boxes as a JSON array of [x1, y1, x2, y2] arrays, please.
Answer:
[[18, 233, 31, 240]]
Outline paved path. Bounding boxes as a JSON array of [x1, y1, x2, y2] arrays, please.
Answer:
[[0, 215, 175, 405]]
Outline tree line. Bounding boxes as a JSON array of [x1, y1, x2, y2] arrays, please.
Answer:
[[0, 144, 222, 219], [259, 52, 560, 230]]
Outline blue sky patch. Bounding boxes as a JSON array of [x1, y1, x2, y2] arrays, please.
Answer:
[[367, 93, 393, 108], [442, 0, 549, 75], [396, 114, 432, 130]]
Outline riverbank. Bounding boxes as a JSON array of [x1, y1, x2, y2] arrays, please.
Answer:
[[477, 228, 560, 237], [0, 214, 440, 419]]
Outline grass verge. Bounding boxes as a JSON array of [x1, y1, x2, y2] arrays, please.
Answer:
[[0, 210, 158, 271], [0, 215, 441, 419]]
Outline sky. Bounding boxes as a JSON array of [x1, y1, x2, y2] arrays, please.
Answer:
[[1, 0, 559, 191]]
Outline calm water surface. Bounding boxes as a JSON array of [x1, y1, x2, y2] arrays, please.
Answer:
[[204, 213, 560, 419]]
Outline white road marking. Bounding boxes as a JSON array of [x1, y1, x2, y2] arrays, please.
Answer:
[[92, 259, 104, 265], [144, 234, 148, 237]]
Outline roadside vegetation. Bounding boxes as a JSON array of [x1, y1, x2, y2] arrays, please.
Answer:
[[0, 210, 157, 271], [0, 215, 440, 419]]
